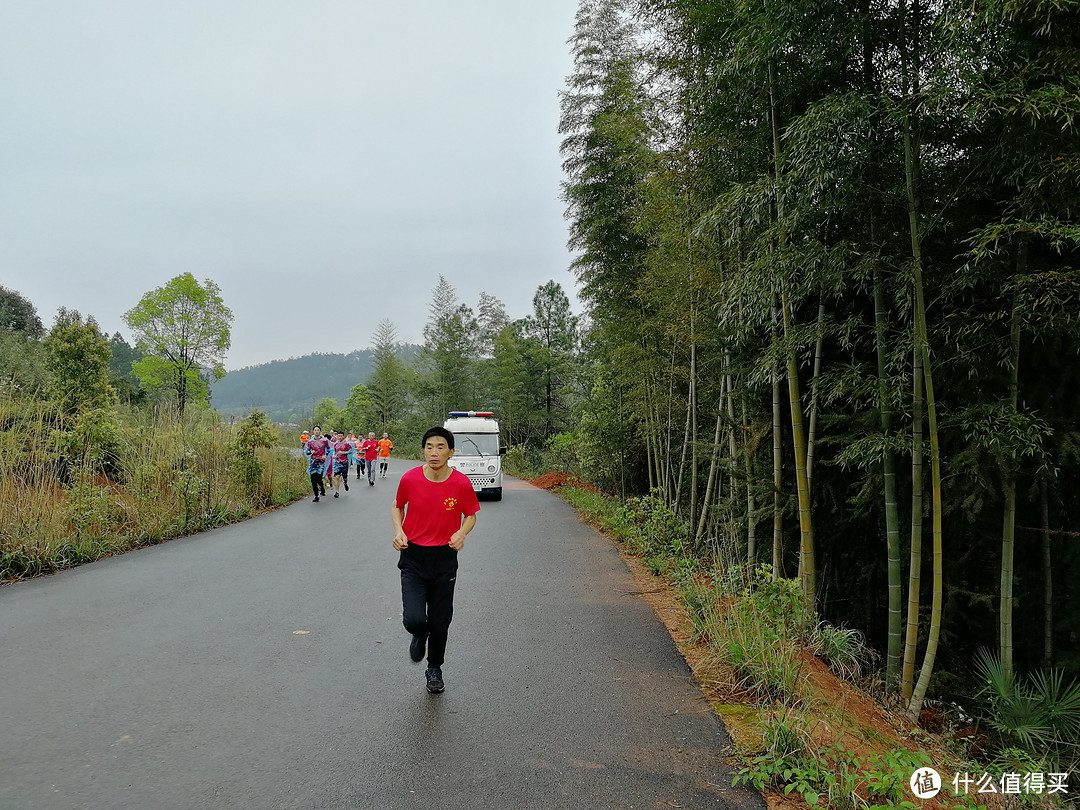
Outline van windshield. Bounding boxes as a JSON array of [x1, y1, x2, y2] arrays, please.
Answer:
[[452, 433, 500, 457]]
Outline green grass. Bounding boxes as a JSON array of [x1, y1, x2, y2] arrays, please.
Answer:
[[551, 481, 1021, 810], [0, 399, 308, 582]]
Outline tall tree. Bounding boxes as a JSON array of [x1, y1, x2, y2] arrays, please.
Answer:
[[520, 281, 580, 436], [343, 384, 376, 432], [476, 292, 510, 358], [124, 274, 233, 417], [419, 276, 480, 420], [0, 285, 44, 337], [369, 319, 411, 426], [107, 332, 145, 403], [0, 285, 47, 397], [43, 309, 116, 415], [313, 397, 343, 431], [561, 0, 656, 496]]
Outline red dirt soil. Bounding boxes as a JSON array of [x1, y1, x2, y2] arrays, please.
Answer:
[[530, 472, 600, 492]]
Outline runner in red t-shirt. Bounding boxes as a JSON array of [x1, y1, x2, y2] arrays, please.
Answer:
[[391, 426, 479, 694], [360, 432, 379, 486]]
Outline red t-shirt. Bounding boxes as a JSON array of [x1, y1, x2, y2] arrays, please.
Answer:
[[361, 439, 379, 461], [395, 466, 480, 547]]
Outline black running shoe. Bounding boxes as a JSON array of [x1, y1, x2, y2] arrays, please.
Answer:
[[313, 497, 319, 503], [409, 633, 426, 663], [344, 482, 349, 491], [425, 667, 444, 694], [333, 492, 339, 498]]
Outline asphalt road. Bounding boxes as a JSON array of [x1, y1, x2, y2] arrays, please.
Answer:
[[0, 459, 765, 810]]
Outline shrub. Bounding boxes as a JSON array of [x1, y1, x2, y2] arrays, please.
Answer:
[[810, 622, 876, 682], [972, 648, 1080, 772]]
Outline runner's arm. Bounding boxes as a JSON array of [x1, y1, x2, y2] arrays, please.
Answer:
[[391, 501, 408, 549], [449, 514, 476, 551]]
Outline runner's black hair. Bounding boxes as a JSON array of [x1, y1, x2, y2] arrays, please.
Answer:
[[421, 426, 454, 450]]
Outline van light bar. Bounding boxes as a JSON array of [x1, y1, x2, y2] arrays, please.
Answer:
[[447, 411, 495, 418]]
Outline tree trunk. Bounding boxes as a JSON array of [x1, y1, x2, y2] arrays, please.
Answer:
[[901, 340, 923, 702], [805, 300, 825, 494], [783, 293, 816, 609], [697, 398, 724, 541], [689, 340, 698, 528], [618, 382, 627, 501], [665, 342, 678, 507], [1042, 479, 1053, 666], [903, 0, 943, 714], [743, 393, 758, 566], [875, 260, 903, 691], [767, 41, 811, 595], [772, 305, 784, 580], [725, 357, 739, 512], [675, 381, 692, 510], [1000, 297, 1021, 681]]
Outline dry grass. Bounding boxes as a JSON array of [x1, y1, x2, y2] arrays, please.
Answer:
[[0, 399, 306, 581]]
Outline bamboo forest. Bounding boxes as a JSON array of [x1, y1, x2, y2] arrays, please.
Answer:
[[557, 0, 1080, 722]]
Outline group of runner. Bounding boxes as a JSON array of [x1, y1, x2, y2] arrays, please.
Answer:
[[300, 427, 394, 502]]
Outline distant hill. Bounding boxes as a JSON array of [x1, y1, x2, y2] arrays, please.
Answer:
[[210, 348, 417, 423]]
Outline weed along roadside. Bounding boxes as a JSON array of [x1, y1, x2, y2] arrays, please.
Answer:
[[0, 405, 308, 583], [532, 475, 1061, 810]]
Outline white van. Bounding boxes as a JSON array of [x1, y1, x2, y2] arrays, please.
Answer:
[[444, 411, 504, 500]]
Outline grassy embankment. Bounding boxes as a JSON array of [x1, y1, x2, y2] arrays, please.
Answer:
[[0, 401, 307, 582], [543, 480, 1059, 810]]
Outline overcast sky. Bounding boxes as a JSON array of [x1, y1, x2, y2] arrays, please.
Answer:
[[0, 0, 582, 370]]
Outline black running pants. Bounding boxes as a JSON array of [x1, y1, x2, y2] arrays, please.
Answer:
[[398, 544, 458, 668]]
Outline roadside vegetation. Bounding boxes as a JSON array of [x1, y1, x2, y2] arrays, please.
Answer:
[[535, 477, 1079, 810], [0, 399, 306, 582], [0, 279, 306, 583]]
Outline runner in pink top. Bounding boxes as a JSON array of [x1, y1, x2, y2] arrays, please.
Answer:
[[304, 427, 330, 502], [329, 431, 354, 498]]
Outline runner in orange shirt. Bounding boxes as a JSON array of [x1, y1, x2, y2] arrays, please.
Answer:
[[377, 432, 394, 478]]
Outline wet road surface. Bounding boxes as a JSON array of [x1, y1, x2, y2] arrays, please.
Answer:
[[0, 460, 765, 810]]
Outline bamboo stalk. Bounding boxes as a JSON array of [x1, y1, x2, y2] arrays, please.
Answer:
[[783, 292, 817, 609], [1000, 287, 1021, 680], [901, 340, 924, 702], [903, 0, 943, 714], [696, 400, 724, 541], [1042, 479, 1053, 666], [689, 340, 698, 526], [772, 305, 784, 580], [876, 259, 904, 691], [742, 392, 758, 565], [805, 300, 825, 494]]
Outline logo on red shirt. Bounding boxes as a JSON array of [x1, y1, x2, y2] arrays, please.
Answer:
[[444, 497, 458, 511]]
